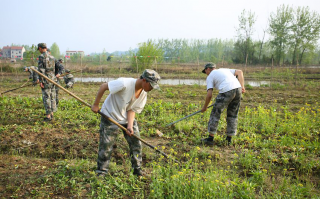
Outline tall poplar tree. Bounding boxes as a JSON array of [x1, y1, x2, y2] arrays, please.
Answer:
[[268, 5, 293, 65], [233, 10, 256, 64], [50, 42, 61, 58], [290, 6, 320, 64]]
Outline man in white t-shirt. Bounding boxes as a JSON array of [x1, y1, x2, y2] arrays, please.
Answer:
[[200, 63, 245, 146], [91, 69, 161, 177]]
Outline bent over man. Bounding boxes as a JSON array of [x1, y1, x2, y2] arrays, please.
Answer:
[[91, 69, 160, 177], [200, 63, 245, 146], [24, 66, 38, 83], [63, 69, 75, 88]]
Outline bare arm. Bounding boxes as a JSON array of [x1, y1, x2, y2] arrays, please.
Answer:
[[234, 70, 246, 93], [91, 83, 109, 113], [201, 89, 213, 112], [126, 110, 136, 136]]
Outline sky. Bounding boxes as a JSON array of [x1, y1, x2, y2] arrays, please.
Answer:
[[1, 0, 319, 55]]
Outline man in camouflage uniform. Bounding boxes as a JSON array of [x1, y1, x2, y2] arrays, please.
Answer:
[[48, 49, 64, 106], [54, 58, 64, 106], [63, 69, 75, 88], [200, 63, 246, 146], [91, 69, 161, 177], [35, 43, 57, 121]]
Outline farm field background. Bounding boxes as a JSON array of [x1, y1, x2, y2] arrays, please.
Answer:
[[0, 65, 320, 198]]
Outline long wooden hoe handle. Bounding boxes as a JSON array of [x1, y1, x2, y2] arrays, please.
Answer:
[[165, 104, 214, 127], [1, 82, 38, 95], [59, 69, 83, 77], [30, 67, 179, 164]]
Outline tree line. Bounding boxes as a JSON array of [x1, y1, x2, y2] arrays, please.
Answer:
[[132, 5, 320, 68], [7, 5, 320, 69]]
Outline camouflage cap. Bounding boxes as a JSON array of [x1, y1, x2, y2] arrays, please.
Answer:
[[47, 48, 51, 52], [37, 43, 47, 49], [65, 69, 70, 73], [58, 58, 63, 62], [141, 69, 161, 90], [202, 62, 216, 74], [23, 66, 28, 71]]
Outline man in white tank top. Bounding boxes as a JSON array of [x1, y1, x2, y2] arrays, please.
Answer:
[[200, 63, 245, 146], [91, 69, 161, 177]]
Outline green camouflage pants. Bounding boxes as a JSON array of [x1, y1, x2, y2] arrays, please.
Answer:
[[55, 80, 60, 106], [41, 86, 57, 115], [208, 87, 242, 136], [96, 116, 142, 174]]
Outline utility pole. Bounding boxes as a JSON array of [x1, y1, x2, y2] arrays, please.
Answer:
[[135, 56, 138, 73], [80, 54, 82, 67]]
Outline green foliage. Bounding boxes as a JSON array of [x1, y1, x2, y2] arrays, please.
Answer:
[[234, 9, 256, 64], [131, 40, 164, 72], [269, 5, 320, 65], [23, 44, 40, 65], [50, 42, 61, 59], [290, 6, 320, 65]]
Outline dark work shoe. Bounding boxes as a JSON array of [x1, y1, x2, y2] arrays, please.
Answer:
[[96, 172, 107, 179], [226, 136, 232, 146], [43, 117, 52, 122], [133, 169, 143, 177], [201, 137, 214, 146]]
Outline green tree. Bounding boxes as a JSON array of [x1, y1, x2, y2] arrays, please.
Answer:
[[23, 44, 40, 65], [290, 6, 320, 65], [131, 40, 164, 72], [50, 42, 61, 58], [268, 5, 293, 65], [234, 9, 256, 64]]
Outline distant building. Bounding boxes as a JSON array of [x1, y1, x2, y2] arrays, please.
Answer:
[[66, 51, 85, 58], [1, 46, 26, 59]]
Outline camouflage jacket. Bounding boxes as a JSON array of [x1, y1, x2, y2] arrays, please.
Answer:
[[37, 51, 57, 88], [64, 74, 75, 85], [55, 60, 65, 76]]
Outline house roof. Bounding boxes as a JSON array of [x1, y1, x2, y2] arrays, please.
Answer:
[[11, 46, 23, 50], [2, 46, 24, 50]]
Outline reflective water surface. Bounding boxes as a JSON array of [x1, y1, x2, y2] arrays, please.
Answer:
[[74, 77, 272, 87]]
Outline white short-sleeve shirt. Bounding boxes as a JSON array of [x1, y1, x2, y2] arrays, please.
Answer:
[[100, 78, 147, 124], [206, 69, 241, 93]]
